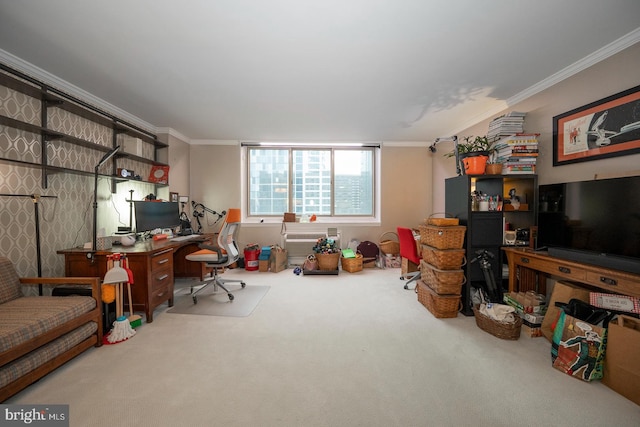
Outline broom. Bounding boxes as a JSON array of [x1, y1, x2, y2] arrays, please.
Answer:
[[105, 254, 136, 343], [122, 255, 142, 328]]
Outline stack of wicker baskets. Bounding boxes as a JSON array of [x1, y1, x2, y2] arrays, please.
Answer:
[[416, 215, 467, 318]]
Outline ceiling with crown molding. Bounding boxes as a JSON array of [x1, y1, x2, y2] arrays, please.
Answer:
[[1, 0, 639, 143]]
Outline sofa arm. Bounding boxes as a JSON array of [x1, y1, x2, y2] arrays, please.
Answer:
[[19, 277, 101, 303]]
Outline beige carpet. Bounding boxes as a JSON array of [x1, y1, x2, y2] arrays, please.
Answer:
[[167, 283, 270, 316], [6, 268, 639, 427]]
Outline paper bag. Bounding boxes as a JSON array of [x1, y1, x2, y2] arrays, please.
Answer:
[[269, 248, 288, 273], [602, 315, 640, 405], [542, 281, 591, 341]]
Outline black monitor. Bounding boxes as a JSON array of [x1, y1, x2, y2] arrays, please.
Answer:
[[134, 201, 180, 233], [537, 175, 640, 274]]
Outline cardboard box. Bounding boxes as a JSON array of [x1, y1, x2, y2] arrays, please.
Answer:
[[521, 311, 545, 325], [521, 323, 544, 338], [541, 281, 590, 342], [401, 257, 419, 275], [590, 292, 640, 315], [602, 315, 640, 406], [122, 136, 143, 156], [503, 293, 546, 314], [258, 259, 269, 272]]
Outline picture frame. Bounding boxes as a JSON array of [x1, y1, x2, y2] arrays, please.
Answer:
[[553, 84, 640, 166], [170, 192, 179, 203]]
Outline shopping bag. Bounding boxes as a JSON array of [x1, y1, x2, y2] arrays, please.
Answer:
[[551, 300, 613, 382]]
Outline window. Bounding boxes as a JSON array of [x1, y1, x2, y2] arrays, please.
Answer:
[[245, 144, 378, 221]]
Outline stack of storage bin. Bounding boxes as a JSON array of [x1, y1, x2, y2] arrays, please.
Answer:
[[417, 218, 467, 318], [259, 246, 271, 272]]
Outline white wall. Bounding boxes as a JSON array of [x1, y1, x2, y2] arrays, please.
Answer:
[[186, 143, 433, 250]]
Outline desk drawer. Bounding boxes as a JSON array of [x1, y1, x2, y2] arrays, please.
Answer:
[[586, 271, 639, 297], [151, 248, 173, 272], [151, 267, 173, 292], [517, 255, 586, 281], [150, 283, 172, 306]]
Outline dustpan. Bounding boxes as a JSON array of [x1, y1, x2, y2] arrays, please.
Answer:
[[103, 254, 129, 284]]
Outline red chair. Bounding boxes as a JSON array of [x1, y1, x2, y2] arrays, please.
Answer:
[[397, 226, 421, 290]]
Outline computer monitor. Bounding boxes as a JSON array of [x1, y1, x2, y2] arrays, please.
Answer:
[[134, 201, 180, 233]]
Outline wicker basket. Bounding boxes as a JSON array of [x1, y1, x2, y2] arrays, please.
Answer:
[[316, 252, 340, 271], [379, 231, 400, 255], [426, 213, 460, 227], [419, 225, 466, 249], [341, 253, 363, 273], [472, 305, 522, 340], [420, 260, 465, 295], [416, 280, 460, 318], [421, 244, 466, 270]]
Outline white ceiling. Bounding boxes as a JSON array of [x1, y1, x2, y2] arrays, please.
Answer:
[[1, 1, 639, 143]]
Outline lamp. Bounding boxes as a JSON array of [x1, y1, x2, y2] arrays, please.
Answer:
[[91, 145, 121, 257]]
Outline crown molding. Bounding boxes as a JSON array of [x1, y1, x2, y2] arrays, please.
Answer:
[[445, 28, 640, 136], [155, 127, 190, 143], [189, 139, 240, 146], [508, 27, 640, 106], [381, 141, 428, 147], [0, 49, 157, 134]]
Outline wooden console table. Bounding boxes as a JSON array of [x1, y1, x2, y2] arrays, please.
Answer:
[[503, 247, 640, 299], [57, 233, 214, 322]]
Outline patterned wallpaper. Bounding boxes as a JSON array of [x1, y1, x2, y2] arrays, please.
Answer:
[[1, 72, 161, 283]]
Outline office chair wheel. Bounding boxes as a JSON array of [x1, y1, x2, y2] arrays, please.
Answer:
[[227, 293, 234, 301], [241, 282, 246, 288], [404, 284, 409, 290]]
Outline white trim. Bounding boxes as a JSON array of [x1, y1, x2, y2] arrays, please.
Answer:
[[381, 141, 429, 147], [508, 27, 640, 106], [189, 139, 240, 146], [155, 127, 190, 143]]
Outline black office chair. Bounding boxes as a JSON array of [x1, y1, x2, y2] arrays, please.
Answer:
[[186, 208, 246, 303]]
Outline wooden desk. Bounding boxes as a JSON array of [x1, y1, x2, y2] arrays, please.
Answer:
[[57, 234, 214, 322], [503, 247, 640, 299]]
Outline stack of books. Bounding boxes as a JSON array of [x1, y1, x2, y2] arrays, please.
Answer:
[[487, 111, 526, 140], [493, 133, 539, 174]]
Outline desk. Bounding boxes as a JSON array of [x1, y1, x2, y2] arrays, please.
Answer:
[[503, 247, 640, 299], [57, 234, 214, 322]]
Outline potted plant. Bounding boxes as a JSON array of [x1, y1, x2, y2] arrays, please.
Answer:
[[485, 149, 503, 175], [445, 136, 493, 175]]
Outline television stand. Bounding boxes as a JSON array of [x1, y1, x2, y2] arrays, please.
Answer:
[[503, 247, 640, 299]]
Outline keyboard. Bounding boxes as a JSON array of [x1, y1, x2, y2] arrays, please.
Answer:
[[171, 234, 200, 242]]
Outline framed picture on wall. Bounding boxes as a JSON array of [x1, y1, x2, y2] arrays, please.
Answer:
[[170, 192, 179, 203], [553, 84, 640, 166]]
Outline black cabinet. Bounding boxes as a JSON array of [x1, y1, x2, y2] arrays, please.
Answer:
[[445, 174, 537, 315]]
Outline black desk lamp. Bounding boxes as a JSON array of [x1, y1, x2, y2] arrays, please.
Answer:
[[91, 145, 120, 258]]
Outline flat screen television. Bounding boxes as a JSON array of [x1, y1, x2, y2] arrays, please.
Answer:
[[134, 201, 180, 233], [537, 175, 640, 274]]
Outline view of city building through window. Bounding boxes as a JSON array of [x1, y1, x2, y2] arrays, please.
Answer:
[[248, 147, 374, 217]]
